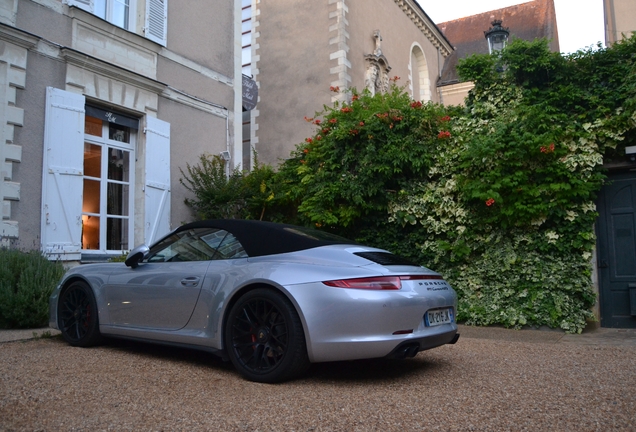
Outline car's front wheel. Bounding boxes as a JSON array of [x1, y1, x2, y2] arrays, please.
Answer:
[[58, 281, 102, 347], [225, 288, 309, 383]]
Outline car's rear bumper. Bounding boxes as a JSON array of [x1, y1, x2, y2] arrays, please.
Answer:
[[284, 280, 458, 363]]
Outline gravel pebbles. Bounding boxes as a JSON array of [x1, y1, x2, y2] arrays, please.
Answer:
[[1, 333, 634, 431]]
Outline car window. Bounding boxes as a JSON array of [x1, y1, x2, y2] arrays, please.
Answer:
[[147, 228, 248, 262], [215, 233, 248, 259]]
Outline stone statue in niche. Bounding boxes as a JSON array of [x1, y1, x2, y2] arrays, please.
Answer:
[[364, 30, 391, 97], [373, 30, 383, 56], [364, 63, 380, 97]]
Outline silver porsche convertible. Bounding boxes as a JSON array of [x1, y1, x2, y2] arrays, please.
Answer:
[[50, 219, 459, 383]]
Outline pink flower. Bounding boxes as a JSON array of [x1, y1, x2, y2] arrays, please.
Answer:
[[485, 198, 495, 207]]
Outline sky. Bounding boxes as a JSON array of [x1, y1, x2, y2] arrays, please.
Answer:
[[415, 0, 606, 54]]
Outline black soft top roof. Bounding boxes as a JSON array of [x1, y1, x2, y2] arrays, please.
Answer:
[[175, 219, 357, 257]]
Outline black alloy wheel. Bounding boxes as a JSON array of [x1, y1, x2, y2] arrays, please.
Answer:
[[58, 281, 102, 347], [225, 288, 309, 383]]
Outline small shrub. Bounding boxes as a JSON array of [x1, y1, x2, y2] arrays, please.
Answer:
[[0, 249, 65, 329]]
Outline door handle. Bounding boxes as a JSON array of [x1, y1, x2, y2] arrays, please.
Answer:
[[180, 276, 200, 287]]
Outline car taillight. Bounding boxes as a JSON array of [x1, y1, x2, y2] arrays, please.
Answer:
[[323, 276, 402, 290], [322, 274, 444, 290]]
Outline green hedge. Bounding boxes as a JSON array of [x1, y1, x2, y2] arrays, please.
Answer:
[[0, 249, 65, 329]]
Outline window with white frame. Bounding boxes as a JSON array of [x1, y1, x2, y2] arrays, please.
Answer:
[[241, 0, 252, 76], [67, 0, 167, 46], [82, 107, 137, 252], [94, 0, 131, 30], [41, 87, 171, 261]]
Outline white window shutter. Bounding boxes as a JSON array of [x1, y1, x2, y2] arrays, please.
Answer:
[[66, 0, 94, 13], [144, 116, 171, 245], [145, 0, 167, 46], [41, 87, 85, 261]]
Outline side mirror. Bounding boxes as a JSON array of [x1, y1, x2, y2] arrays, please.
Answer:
[[125, 245, 150, 268]]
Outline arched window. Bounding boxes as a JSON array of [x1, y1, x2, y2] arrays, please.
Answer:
[[410, 45, 431, 102]]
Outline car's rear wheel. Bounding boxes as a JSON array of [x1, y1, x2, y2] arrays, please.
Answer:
[[58, 281, 102, 347], [225, 288, 309, 383]]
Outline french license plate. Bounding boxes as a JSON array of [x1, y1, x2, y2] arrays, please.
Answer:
[[425, 308, 453, 327]]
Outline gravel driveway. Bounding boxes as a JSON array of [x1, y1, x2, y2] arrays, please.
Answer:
[[1, 331, 634, 431]]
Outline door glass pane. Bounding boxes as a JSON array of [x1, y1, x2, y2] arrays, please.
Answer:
[[107, 182, 129, 216], [107, 148, 130, 181], [82, 215, 100, 250], [83, 179, 101, 213], [84, 144, 102, 178], [107, 218, 129, 250], [109, 123, 130, 143], [85, 116, 103, 137]]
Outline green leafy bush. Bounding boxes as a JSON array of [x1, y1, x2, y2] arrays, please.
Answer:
[[180, 153, 280, 221], [0, 249, 65, 329], [181, 36, 636, 333]]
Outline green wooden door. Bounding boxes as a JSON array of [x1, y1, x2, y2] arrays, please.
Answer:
[[597, 172, 636, 328]]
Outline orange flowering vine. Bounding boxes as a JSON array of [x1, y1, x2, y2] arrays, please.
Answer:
[[341, 107, 353, 113], [540, 143, 555, 153], [437, 131, 451, 139], [304, 116, 314, 122], [330, 86, 340, 92], [305, 137, 313, 144], [440, 115, 451, 122], [313, 119, 322, 125], [329, 118, 338, 124], [485, 198, 495, 207], [410, 101, 422, 109]]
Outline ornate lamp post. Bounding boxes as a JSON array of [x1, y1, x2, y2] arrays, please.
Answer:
[[484, 19, 510, 54]]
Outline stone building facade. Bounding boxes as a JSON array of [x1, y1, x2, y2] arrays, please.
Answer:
[[0, 0, 243, 261], [245, 0, 452, 167], [604, 0, 636, 45]]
